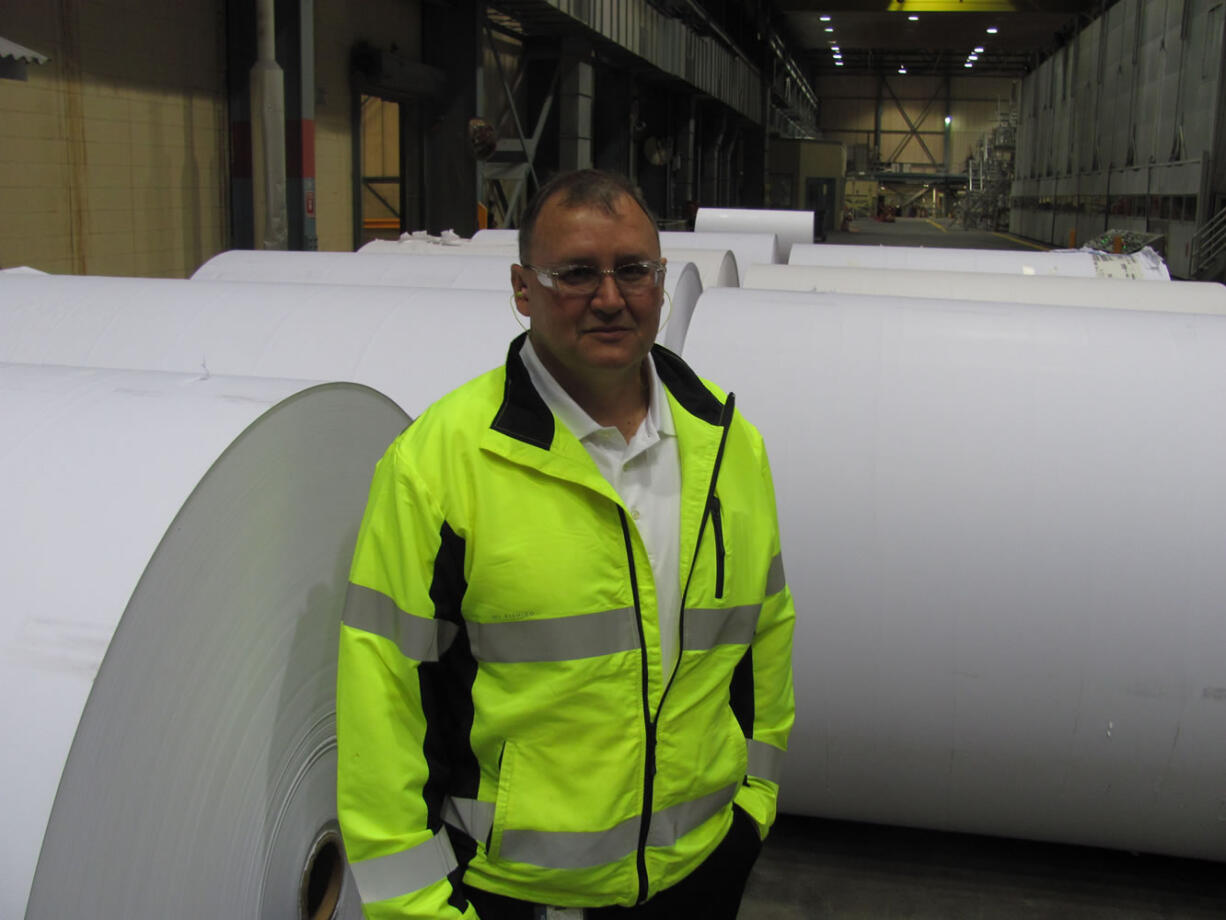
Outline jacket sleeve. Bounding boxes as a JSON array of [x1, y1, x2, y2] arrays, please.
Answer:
[[336, 439, 481, 919], [733, 445, 796, 840]]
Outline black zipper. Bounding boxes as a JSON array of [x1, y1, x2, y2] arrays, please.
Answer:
[[625, 393, 736, 904], [709, 493, 725, 599], [618, 506, 654, 905]]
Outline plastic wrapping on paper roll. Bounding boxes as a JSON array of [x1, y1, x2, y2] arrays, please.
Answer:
[[788, 242, 1171, 279], [682, 287, 1226, 862], [1, 363, 409, 917], [660, 230, 780, 278], [694, 208, 814, 261], [741, 263, 1226, 314], [0, 273, 698, 410]]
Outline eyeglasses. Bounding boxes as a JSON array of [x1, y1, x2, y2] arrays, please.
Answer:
[[524, 260, 665, 296]]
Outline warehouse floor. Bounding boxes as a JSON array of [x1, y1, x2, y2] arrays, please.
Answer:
[[740, 815, 1226, 919], [830, 215, 1049, 251], [737, 220, 1225, 918]]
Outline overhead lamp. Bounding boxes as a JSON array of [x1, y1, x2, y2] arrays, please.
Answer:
[[898, 66, 907, 74], [825, 27, 834, 32], [820, 15, 831, 21], [832, 45, 840, 51], [974, 46, 985, 53], [964, 61, 973, 67], [835, 60, 844, 66], [833, 53, 842, 59], [944, 115, 952, 125], [986, 27, 998, 34], [908, 15, 919, 21], [968, 54, 978, 60]]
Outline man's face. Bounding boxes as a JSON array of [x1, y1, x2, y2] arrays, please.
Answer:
[[512, 193, 664, 386]]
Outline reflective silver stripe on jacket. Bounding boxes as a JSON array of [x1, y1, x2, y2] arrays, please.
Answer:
[[645, 782, 739, 849], [349, 832, 458, 905], [682, 605, 761, 650], [747, 739, 784, 783], [501, 814, 642, 869], [447, 782, 737, 870], [444, 795, 495, 842], [342, 583, 458, 661], [466, 607, 639, 663], [766, 552, 786, 595]]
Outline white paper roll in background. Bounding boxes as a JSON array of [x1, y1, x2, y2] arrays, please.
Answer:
[[470, 228, 520, 246], [196, 249, 518, 289], [741, 263, 1226, 314], [694, 208, 814, 262], [663, 247, 738, 289], [660, 230, 780, 279], [2, 364, 408, 917], [683, 287, 1226, 862], [788, 242, 1171, 280], [190, 251, 700, 354], [0, 273, 697, 410]]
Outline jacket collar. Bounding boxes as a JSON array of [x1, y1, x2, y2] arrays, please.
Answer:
[[490, 332, 724, 449]]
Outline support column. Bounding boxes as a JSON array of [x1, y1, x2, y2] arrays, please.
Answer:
[[701, 112, 726, 206], [423, 0, 479, 235], [558, 40, 594, 172]]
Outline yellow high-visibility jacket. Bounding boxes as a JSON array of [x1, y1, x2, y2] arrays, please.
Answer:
[[337, 336, 795, 918]]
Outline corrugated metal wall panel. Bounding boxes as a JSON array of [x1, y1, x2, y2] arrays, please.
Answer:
[[1011, 0, 1225, 265]]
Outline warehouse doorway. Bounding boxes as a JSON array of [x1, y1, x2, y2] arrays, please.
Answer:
[[354, 93, 423, 249]]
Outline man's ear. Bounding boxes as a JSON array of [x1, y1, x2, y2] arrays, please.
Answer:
[[510, 265, 532, 316]]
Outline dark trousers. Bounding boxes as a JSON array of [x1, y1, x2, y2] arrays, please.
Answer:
[[466, 805, 763, 920]]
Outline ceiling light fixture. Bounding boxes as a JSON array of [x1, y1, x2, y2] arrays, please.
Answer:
[[986, 27, 998, 34], [898, 66, 907, 74], [825, 27, 834, 32], [820, 15, 831, 22], [974, 46, 985, 53], [908, 15, 919, 21], [968, 54, 978, 60], [835, 60, 844, 66], [964, 61, 973, 67]]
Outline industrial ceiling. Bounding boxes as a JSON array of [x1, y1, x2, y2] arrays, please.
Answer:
[[773, 0, 1116, 76]]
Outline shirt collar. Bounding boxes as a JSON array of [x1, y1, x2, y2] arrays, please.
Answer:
[[518, 337, 675, 442]]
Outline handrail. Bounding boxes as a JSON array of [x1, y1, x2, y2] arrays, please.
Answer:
[[1190, 205, 1226, 275]]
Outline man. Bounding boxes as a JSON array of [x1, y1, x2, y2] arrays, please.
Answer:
[[336, 170, 795, 919]]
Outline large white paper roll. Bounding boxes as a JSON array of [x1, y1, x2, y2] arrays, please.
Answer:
[[2, 364, 408, 917], [694, 208, 814, 262], [741, 264, 1226, 314], [683, 287, 1226, 862], [788, 242, 1172, 280], [0, 273, 696, 411]]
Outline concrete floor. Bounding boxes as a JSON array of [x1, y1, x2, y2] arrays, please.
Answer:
[[742, 816, 1226, 919], [824, 215, 1049, 252], [736, 220, 1226, 918]]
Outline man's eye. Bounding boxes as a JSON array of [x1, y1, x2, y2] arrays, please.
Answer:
[[614, 263, 652, 281], [558, 266, 600, 286]]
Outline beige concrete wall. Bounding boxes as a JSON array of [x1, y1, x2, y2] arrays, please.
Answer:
[[314, 0, 420, 251], [0, 0, 227, 277], [816, 74, 1017, 172]]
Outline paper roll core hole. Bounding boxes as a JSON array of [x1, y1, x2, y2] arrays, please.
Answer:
[[301, 830, 343, 920]]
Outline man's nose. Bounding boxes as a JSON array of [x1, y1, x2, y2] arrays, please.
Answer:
[[590, 271, 626, 308]]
